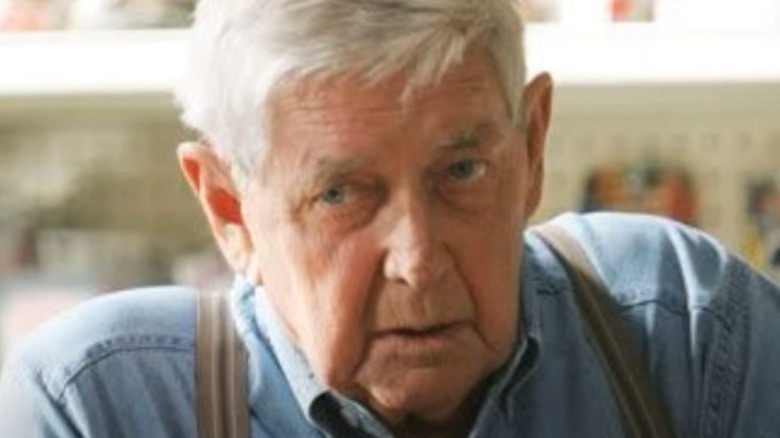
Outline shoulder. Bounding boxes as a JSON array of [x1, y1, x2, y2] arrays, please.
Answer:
[[5, 286, 197, 400], [528, 213, 780, 435], [534, 212, 737, 315], [550, 211, 728, 274]]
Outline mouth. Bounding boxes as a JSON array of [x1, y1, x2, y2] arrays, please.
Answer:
[[374, 322, 467, 350], [381, 323, 457, 337]]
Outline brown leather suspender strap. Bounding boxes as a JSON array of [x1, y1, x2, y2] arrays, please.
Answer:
[[533, 223, 675, 438], [196, 291, 250, 438]]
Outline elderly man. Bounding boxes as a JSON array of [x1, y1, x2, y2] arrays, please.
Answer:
[[2, 0, 780, 437]]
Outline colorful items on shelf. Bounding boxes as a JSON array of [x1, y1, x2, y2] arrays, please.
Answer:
[[610, 0, 654, 22], [518, 0, 654, 24], [744, 175, 780, 282], [0, 0, 195, 31], [581, 164, 698, 226], [67, 0, 195, 29], [0, 0, 58, 31]]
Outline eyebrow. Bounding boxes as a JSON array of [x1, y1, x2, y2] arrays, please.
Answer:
[[437, 124, 493, 151], [295, 123, 495, 190], [301, 155, 371, 189]]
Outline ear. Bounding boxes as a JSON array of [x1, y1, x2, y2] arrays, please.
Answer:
[[520, 72, 554, 217], [177, 141, 255, 275]]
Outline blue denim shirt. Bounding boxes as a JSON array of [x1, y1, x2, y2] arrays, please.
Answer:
[[2, 213, 779, 437]]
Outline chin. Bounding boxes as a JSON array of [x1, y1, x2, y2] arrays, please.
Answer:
[[357, 355, 497, 424]]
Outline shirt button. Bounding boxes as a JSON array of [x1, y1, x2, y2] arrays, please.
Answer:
[[341, 408, 361, 428]]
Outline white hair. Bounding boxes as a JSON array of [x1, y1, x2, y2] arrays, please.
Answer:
[[174, 0, 526, 185]]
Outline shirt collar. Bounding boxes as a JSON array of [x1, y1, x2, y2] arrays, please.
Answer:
[[244, 280, 329, 421]]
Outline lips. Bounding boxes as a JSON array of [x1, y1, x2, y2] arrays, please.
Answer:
[[373, 321, 468, 348], [378, 322, 460, 339], [367, 321, 470, 367]]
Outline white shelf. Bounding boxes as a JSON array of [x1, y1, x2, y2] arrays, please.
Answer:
[[0, 30, 187, 97], [525, 24, 780, 85], [0, 30, 187, 120], [0, 25, 779, 117]]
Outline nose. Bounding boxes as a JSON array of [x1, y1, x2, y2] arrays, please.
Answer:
[[382, 191, 449, 290]]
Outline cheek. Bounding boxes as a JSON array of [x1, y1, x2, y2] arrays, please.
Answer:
[[304, 238, 385, 389], [468, 247, 519, 349], [448, 213, 522, 354], [262, 226, 385, 391], [497, 155, 531, 221]]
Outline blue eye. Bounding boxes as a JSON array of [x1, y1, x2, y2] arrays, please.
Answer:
[[320, 186, 347, 205], [447, 160, 486, 183]]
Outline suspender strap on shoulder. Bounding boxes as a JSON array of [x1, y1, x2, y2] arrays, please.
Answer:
[[196, 290, 250, 438], [533, 222, 675, 438]]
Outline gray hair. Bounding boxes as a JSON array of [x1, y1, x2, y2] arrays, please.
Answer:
[[174, 0, 526, 185]]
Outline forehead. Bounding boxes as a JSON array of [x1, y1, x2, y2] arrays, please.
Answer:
[[268, 51, 509, 151]]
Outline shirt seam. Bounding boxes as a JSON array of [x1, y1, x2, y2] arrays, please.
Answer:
[[615, 298, 733, 329], [43, 335, 195, 403]]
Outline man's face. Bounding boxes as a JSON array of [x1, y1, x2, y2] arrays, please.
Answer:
[[239, 51, 545, 424]]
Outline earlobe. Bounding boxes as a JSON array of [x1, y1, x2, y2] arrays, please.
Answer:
[[177, 141, 254, 274]]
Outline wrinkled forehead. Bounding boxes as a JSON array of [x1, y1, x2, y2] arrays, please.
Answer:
[[268, 49, 507, 131]]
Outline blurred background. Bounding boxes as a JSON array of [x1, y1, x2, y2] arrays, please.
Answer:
[[0, 0, 779, 363]]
